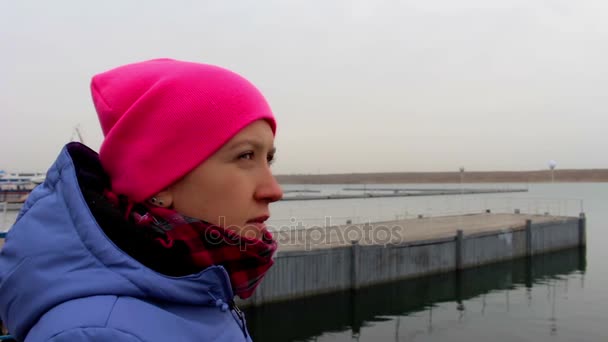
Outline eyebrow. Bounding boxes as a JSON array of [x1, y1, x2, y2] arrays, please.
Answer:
[[228, 139, 276, 154]]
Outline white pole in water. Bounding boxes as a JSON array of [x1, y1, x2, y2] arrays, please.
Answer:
[[459, 167, 465, 195], [459, 167, 465, 214], [548, 160, 557, 184]]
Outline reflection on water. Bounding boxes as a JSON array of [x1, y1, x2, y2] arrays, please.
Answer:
[[245, 248, 586, 342]]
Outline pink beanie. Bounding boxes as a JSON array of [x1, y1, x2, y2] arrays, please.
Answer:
[[90, 58, 276, 202]]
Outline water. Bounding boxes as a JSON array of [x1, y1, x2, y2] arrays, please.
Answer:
[[246, 249, 589, 341], [2, 183, 606, 340]]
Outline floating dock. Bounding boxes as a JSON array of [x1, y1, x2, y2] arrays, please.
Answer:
[[281, 188, 527, 201]]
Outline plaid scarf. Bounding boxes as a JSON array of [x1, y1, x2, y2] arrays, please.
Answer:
[[104, 191, 277, 299]]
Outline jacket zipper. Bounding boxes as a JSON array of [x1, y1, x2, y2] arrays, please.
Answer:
[[229, 300, 248, 339]]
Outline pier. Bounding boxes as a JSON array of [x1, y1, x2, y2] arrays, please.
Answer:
[[239, 212, 585, 306]]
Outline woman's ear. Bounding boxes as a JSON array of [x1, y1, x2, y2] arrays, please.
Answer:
[[148, 189, 173, 208]]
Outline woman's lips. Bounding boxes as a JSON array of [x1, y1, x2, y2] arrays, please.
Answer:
[[247, 215, 269, 223], [243, 215, 270, 237], [245, 222, 267, 230], [241, 221, 267, 239]]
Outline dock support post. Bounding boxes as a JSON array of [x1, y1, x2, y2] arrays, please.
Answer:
[[525, 219, 532, 257], [455, 230, 463, 271], [578, 213, 586, 247], [351, 240, 360, 289]]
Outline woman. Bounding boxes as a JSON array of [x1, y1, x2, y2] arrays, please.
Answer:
[[0, 59, 283, 341]]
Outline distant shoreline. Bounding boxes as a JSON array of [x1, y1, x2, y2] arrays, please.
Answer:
[[275, 169, 608, 184]]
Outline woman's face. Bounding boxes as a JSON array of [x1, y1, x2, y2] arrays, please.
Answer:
[[163, 119, 283, 239]]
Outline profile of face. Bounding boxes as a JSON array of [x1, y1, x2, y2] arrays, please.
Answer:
[[153, 120, 283, 239]]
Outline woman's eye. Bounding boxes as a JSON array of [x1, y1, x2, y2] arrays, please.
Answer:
[[239, 152, 254, 160], [267, 154, 275, 165], [238, 151, 275, 165]]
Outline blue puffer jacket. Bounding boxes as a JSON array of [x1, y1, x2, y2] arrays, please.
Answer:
[[0, 144, 252, 341]]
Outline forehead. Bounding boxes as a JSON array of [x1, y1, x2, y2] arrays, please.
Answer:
[[224, 120, 275, 149]]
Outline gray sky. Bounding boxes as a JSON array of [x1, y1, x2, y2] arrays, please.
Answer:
[[2, 0, 607, 174]]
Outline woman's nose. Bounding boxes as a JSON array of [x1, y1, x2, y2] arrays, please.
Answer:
[[255, 168, 283, 203]]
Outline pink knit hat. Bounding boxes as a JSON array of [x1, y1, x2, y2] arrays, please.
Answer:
[[91, 58, 276, 202]]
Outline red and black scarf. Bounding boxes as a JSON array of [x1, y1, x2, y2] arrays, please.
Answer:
[[104, 191, 277, 299]]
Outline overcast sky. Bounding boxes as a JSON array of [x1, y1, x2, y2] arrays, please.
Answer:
[[2, 0, 607, 174]]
